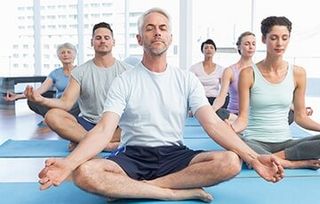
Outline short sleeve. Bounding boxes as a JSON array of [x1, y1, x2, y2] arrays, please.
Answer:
[[103, 76, 127, 117], [187, 73, 209, 114]]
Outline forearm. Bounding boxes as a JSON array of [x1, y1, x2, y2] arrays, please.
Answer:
[[295, 116, 320, 132], [196, 106, 256, 165], [230, 117, 247, 133], [66, 117, 117, 169], [15, 93, 26, 100], [68, 130, 112, 169], [211, 95, 226, 111], [206, 118, 258, 164], [40, 97, 74, 111]]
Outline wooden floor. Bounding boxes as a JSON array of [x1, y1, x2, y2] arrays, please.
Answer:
[[0, 99, 59, 144], [0, 100, 59, 182]]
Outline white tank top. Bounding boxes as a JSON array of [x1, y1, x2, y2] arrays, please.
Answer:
[[243, 63, 294, 142]]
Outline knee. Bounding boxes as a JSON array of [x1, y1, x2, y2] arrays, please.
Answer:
[[73, 160, 98, 190], [45, 109, 59, 124], [221, 151, 242, 176], [45, 108, 68, 128]]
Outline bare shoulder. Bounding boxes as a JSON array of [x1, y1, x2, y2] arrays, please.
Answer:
[[239, 66, 254, 87], [240, 65, 254, 76], [292, 65, 307, 88], [223, 66, 233, 76], [292, 64, 306, 76]]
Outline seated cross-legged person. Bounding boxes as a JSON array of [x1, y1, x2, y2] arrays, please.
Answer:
[[38, 8, 283, 202], [4, 42, 80, 126], [233, 16, 320, 169], [25, 22, 131, 151]]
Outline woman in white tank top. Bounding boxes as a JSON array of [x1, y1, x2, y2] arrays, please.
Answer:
[[232, 16, 320, 169]]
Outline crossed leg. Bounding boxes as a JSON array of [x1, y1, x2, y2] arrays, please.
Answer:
[[45, 108, 120, 151], [273, 151, 320, 169], [73, 151, 241, 202], [147, 151, 241, 189], [243, 137, 320, 169]]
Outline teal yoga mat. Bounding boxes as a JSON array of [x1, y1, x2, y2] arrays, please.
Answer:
[[1, 175, 320, 204], [185, 117, 312, 138], [0, 138, 223, 158], [0, 139, 110, 158]]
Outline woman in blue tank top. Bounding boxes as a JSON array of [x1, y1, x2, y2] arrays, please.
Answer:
[[4, 43, 80, 120], [232, 16, 320, 169]]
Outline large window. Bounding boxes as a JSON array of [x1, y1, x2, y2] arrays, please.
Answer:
[[0, 0, 179, 76], [192, 0, 252, 67], [253, 0, 320, 77], [191, 0, 320, 76], [0, 0, 320, 77]]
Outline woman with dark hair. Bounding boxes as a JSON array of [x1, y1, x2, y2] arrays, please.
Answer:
[[189, 39, 226, 106], [233, 16, 320, 169]]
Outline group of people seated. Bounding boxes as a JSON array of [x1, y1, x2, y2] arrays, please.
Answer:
[[4, 7, 320, 202], [190, 18, 320, 171]]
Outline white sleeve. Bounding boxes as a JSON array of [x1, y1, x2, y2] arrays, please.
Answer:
[[188, 73, 209, 114], [103, 76, 127, 117]]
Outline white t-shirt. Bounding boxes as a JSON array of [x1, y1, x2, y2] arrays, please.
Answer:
[[104, 62, 209, 147]]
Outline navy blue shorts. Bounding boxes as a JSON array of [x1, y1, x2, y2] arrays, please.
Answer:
[[107, 145, 203, 180], [76, 116, 96, 131]]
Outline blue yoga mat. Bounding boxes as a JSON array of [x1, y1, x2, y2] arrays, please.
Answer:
[[185, 117, 312, 138], [1, 176, 320, 204], [0, 138, 223, 158], [238, 168, 320, 178], [185, 117, 200, 126], [184, 137, 223, 150], [290, 122, 312, 138], [0, 181, 106, 204], [183, 126, 209, 138], [0, 139, 110, 158]]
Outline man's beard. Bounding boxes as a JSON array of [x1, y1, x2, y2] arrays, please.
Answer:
[[148, 46, 168, 56]]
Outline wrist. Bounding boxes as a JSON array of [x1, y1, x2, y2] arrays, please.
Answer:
[[245, 153, 258, 167]]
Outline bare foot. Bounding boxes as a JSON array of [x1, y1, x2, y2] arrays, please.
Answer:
[[106, 188, 212, 203], [171, 188, 213, 203], [281, 159, 320, 169], [193, 188, 213, 203], [104, 142, 119, 152]]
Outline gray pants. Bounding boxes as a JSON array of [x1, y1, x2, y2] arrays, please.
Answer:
[[242, 135, 320, 161], [27, 100, 80, 118]]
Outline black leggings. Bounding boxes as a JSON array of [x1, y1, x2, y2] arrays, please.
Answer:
[[207, 95, 229, 108]]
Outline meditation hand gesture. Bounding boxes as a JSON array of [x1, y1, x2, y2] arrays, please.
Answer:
[[250, 155, 284, 183], [4, 91, 20, 102], [24, 85, 43, 103], [38, 158, 73, 190]]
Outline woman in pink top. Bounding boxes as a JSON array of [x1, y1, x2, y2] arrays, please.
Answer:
[[189, 39, 226, 106]]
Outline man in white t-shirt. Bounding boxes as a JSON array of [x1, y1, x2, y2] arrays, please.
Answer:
[[38, 8, 284, 202]]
